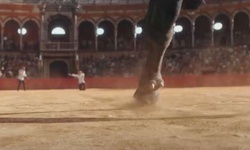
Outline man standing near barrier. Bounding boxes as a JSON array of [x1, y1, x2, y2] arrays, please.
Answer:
[[17, 66, 27, 91], [68, 70, 86, 90]]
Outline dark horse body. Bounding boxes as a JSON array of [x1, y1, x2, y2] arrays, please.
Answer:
[[134, 0, 204, 103]]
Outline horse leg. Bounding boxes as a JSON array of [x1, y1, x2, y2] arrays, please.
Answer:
[[134, 0, 183, 103]]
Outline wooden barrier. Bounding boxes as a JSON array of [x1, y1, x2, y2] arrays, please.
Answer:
[[1, 74, 250, 90], [0, 77, 138, 90]]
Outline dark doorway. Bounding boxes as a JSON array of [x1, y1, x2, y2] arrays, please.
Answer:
[[50, 61, 68, 78]]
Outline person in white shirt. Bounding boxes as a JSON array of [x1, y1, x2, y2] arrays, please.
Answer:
[[17, 66, 27, 91], [68, 70, 86, 90]]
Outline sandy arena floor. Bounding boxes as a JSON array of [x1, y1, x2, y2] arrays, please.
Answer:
[[0, 87, 250, 150]]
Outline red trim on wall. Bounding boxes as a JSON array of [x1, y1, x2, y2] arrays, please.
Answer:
[[0, 74, 250, 90]]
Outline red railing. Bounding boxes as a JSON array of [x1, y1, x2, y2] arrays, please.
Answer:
[[1, 74, 250, 90]]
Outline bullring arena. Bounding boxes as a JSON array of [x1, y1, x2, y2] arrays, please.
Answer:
[[1, 0, 250, 149], [1, 76, 250, 150]]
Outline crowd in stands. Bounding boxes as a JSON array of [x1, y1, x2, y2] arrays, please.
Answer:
[[162, 46, 250, 75], [80, 45, 250, 77], [1, 45, 250, 78], [80, 52, 145, 77], [0, 54, 40, 78], [79, 40, 95, 50], [79, 38, 134, 51]]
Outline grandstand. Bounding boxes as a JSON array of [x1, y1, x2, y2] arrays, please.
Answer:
[[1, 1, 250, 150], [0, 0, 250, 89]]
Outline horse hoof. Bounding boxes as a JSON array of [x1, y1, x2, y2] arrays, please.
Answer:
[[133, 90, 159, 104], [160, 81, 164, 88], [134, 76, 164, 104], [151, 83, 155, 90]]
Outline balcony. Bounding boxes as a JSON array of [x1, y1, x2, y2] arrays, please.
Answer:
[[40, 42, 78, 52]]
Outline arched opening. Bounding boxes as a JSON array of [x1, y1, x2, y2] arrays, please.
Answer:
[[97, 20, 115, 51], [23, 20, 39, 51], [48, 14, 72, 42], [4, 20, 20, 51], [78, 21, 95, 51], [136, 20, 145, 51], [175, 17, 192, 48], [117, 19, 133, 51], [49, 60, 68, 78], [195, 15, 211, 47], [214, 13, 231, 46], [52, 27, 65, 35], [234, 11, 250, 46]]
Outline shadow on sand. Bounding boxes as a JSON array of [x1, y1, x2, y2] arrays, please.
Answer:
[[0, 100, 249, 124], [0, 113, 247, 124], [0, 101, 157, 116]]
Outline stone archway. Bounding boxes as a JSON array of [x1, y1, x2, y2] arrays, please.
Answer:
[[48, 14, 72, 42], [78, 21, 95, 51], [97, 20, 115, 51], [49, 60, 68, 78]]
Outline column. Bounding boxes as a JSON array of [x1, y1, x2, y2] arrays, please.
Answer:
[[211, 20, 214, 47], [74, 14, 78, 51], [191, 21, 195, 48], [40, 13, 45, 50], [1, 28, 3, 50], [230, 18, 234, 47], [20, 25, 23, 51], [95, 25, 98, 51], [114, 25, 117, 50]]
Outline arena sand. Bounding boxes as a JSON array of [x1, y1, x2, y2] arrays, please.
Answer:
[[0, 87, 250, 150]]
